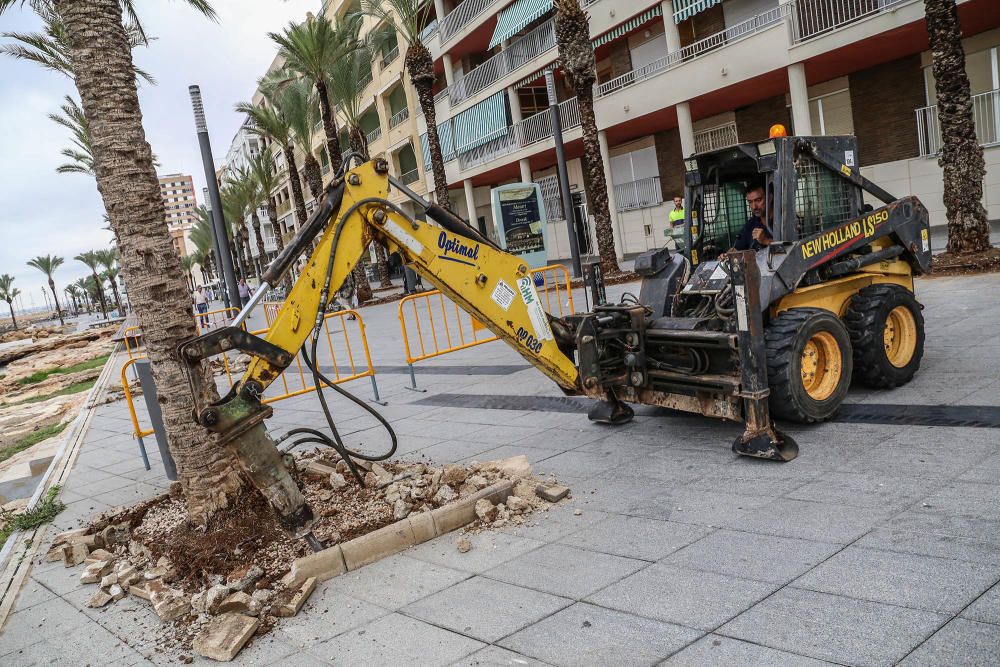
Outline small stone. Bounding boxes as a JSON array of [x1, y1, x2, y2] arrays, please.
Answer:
[[304, 461, 337, 480], [513, 479, 536, 501], [80, 559, 114, 584], [364, 471, 378, 487], [490, 455, 532, 479], [274, 577, 316, 618], [506, 495, 530, 513], [384, 484, 401, 504], [410, 487, 427, 500], [100, 573, 118, 589], [318, 490, 334, 502], [231, 566, 263, 593], [193, 613, 259, 661], [371, 463, 391, 483], [147, 579, 189, 622], [116, 564, 140, 588], [393, 498, 412, 520], [469, 475, 488, 490], [432, 485, 456, 505], [536, 484, 570, 503], [251, 589, 273, 605], [217, 591, 253, 614], [456, 537, 472, 553], [109, 584, 125, 601], [440, 464, 468, 486], [84, 549, 114, 565], [191, 590, 209, 613], [129, 583, 151, 600], [62, 541, 89, 567], [204, 584, 232, 614], [328, 472, 347, 490], [86, 590, 113, 608], [574, 509, 583, 516], [475, 498, 498, 522]]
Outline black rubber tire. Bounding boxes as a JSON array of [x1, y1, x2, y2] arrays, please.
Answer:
[[766, 308, 853, 423], [844, 284, 924, 389]]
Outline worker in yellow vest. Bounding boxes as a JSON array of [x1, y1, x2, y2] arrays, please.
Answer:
[[665, 195, 685, 249]]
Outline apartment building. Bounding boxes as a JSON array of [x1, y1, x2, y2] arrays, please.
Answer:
[[417, 0, 1000, 261], [158, 173, 199, 258]]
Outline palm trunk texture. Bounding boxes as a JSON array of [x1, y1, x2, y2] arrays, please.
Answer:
[[48, 279, 65, 325], [284, 142, 309, 230], [924, 0, 990, 254], [251, 211, 267, 278], [91, 269, 109, 318], [407, 42, 451, 210], [57, 0, 249, 524], [267, 199, 293, 292], [303, 153, 323, 201], [554, 0, 620, 275], [315, 80, 343, 177]]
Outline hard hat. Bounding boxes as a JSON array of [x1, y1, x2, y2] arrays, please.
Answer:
[[769, 124, 788, 138]]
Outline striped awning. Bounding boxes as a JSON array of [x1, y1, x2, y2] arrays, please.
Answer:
[[672, 0, 722, 24], [453, 91, 508, 152], [592, 5, 663, 48], [489, 0, 553, 50]]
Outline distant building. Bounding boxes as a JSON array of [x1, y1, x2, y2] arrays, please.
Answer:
[[158, 173, 199, 257]]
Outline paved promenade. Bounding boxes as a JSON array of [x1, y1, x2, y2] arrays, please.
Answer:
[[2, 273, 1000, 665]]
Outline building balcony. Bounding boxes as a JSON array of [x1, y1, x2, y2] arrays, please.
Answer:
[[916, 89, 1000, 157], [366, 126, 383, 145], [380, 45, 400, 70], [432, 0, 509, 57], [614, 176, 663, 211], [694, 122, 740, 153], [401, 167, 421, 185], [790, 0, 915, 43], [389, 107, 410, 129], [276, 199, 291, 217], [787, 0, 931, 59]]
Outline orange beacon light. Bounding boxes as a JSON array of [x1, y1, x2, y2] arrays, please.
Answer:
[[769, 124, 788, 138]]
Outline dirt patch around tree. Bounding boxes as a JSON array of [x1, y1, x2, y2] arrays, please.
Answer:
[[930, 247, 1000, 276]]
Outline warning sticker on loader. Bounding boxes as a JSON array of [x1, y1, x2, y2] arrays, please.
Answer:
[[517, 276, 553, 341], [921, 228, 930, 253], [491, 279, 516, 311]]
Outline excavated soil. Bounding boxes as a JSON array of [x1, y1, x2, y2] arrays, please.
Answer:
[[931, 247, 1000, 275]]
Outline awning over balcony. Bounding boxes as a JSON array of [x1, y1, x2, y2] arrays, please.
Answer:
[[672, 0, 722, 24], [489, 0, 553, 49], [592, 5, 663, 48], [420, 91, 508, 166]]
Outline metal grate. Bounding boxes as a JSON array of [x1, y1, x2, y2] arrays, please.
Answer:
[[793, 154, 854, 238], [696, 182, 750, 258]]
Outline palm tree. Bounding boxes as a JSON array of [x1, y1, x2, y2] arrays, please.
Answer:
[[0, 274, 21, 329], [924, 0, 990, 254], [279, 78, 324, 201], [64, 284, 80, 315], [95, 247, 124, 314], [27, 254, 65, 325], [75, 250, 109, 318], [48, 95, 94, 175], [190, 207, 217, 282], [553, 0, 620, 275], [268, 13, 360, 177], [0, 0, 275, 525], [231, 164, 269, 277], [220, 181, 253, 279], [360, 0, 450, 208], [247, 148, 292, 292], [180, 255, 197, 291], [73, 277, 92, 313]]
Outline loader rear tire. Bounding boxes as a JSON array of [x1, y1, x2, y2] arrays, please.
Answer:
[[766, 308, 853, 423], [845, 285, 924, 389]]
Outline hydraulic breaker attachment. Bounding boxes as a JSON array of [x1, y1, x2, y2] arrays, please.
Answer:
[[588, 391, 635, 425], [727, 252, 798, 461]]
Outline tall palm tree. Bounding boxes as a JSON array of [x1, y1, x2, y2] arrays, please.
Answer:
[[48, 95, 94, 175], [279, 77, 324, 201], [924, 0, 990, 254], [73, 277, 92, 313], [247, 147, 292, 292], [190, 207, 217, 282], [220, 181, 253, 279], [27, 254, 65, 325], [95, 247, 124, 313], [231, 165, 268, 277], [64, 284, 80, 315], [180, 255, 197, 291], [554, 0, 620, 275], [360, 0, 450, 207], [0, 274, 20, 330], [75, 250, 109, 318], [268, 13, 360, 177], [1, 0, 272, 525]]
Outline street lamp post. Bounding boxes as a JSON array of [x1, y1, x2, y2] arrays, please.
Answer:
[[189, 85, 240, 310], [545, 70, 582, 278], [203, 186, 231, 308]]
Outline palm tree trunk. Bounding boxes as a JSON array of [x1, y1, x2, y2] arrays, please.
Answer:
[[7, 302, 17, 330], [303, 153, 323, 201], [57, 0, 253, 524], [315, 80, 344, 176], [925, 0, 990, 254], [267, 199, 293, 293], [48, 279, 65, 325], [91, 269, 109, 318], [251, 210, 267, 279], [375, 243, 392, 288], [109, 280, 123, 314], [576, 84, 620, 275], [349, 125, 368, 160], [284, 143, 309, 230], [407, 42, 451, 209]]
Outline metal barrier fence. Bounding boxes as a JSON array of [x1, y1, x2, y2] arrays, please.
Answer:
[[398, 264, 575, 388], [124, 307, 241, 359], [121, 307, 381, 441]]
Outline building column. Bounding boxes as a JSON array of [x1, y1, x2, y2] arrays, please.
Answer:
[[599, 130, 625, 261], [442, 52, 455, 86], [519, 159, 532, 183], [661, 1, 682, 53], [463, 178, 477, 227], [508, 86, 523, 124], [434, 0, 446, 24], [788, 62, 812, 135], [676, 101, 696, 157]]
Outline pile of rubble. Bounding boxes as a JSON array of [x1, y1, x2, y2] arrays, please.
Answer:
[[46, 453, 567, 661]]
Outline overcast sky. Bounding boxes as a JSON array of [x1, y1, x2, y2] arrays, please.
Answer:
[[0, 0, 316, 312]]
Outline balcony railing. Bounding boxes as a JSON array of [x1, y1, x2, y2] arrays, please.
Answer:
[[440, 0, 494, 43], [401, 168, 421, 185], [366, 126, 383, 145], [596, 4, 788, 98], [694, 123, 739, 153], [419, 19, 439, 43], [916, 89, 1000, 157], [458, 97, 580, 170], [443, 19, 556, 108], [389, 107, 410, 128], [614, 176, 663, 211], [358, 71, 373, 91], [791, 0, 913, 43], [380, 45, 400, 69]]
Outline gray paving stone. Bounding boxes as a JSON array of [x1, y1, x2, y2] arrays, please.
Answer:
[[323, 553, 469, 609], [402, 576, 570, 643], [900, 618, 1000, 667], [451, 645, 552, 666], [719, 587, 946, 666], [485, 543, 648, 599], [559, 516, 711, 561], [682, 465, 814, 498], [785, 472, 941, 509], [835, 441, 991, 480], [725, 498, 893, 543], [961, 582, 1000, 626], [532, 449, 642, 481], [663, 529, 841, 585], [512, 426, 607, 451], [661, 634, 831, 666], [280, 651, 333, 666], [500, 602, 700, 667], [586, 562, 779, 631], [0, 597, 90, 653], [406, 530, 546, 574], [465, 444, 564, 465], [629, 488, 774, 527], [278, 585, 388, 647], [855, 525, 1000, 565], [500, 505, 612, 542], [408, 438, 501, 464], [793, 546, 1000, 613], [565, 472, 663, 513], [12, 576, 57, 610], [317, 612, 485, 665]]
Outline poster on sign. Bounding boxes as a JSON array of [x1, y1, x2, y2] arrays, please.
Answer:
[[491, 182, 548, 270]]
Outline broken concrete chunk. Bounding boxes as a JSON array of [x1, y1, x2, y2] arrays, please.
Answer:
[[84, 549, 114, 565], [51, 528, 88, 548], [474, 498, 498, 523], [129, 583, 151, 600], [491, 455, 533, 479], [506, 495, 530, 513], [536, 484, 570, 503], [328, 472, 347, 490], [456, 537, 472, 553], [100, 573, 118, 589], [109, 584, 126, 601], [217, 591, 253, 615], [432, 484, 456, 505], [204, 584, 232, 614], [62, 541, 89, 567], [440, 464, 467, 486], [147, 579, 190, 622], [230, 565, 263, 593], [274, 577, 316, 618], [86, 590, 113, 608], [304, 461, 338, 480], [371, 463, 392, 484], [80, 559, 114, 584], [393, 499, 412, 521], [193, 613, 259, 662]]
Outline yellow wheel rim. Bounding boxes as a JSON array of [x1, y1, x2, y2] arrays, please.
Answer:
[[884, 306, 917, 368], [800, 331, 842, 401]]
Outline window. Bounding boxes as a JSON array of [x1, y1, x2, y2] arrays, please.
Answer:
[[518, 87, 549, 117], [610, 145, 658, 185], [807, 89, 854, 136]]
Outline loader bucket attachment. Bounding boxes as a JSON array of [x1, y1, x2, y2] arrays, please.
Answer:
[[732, 427, 798, 461]]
